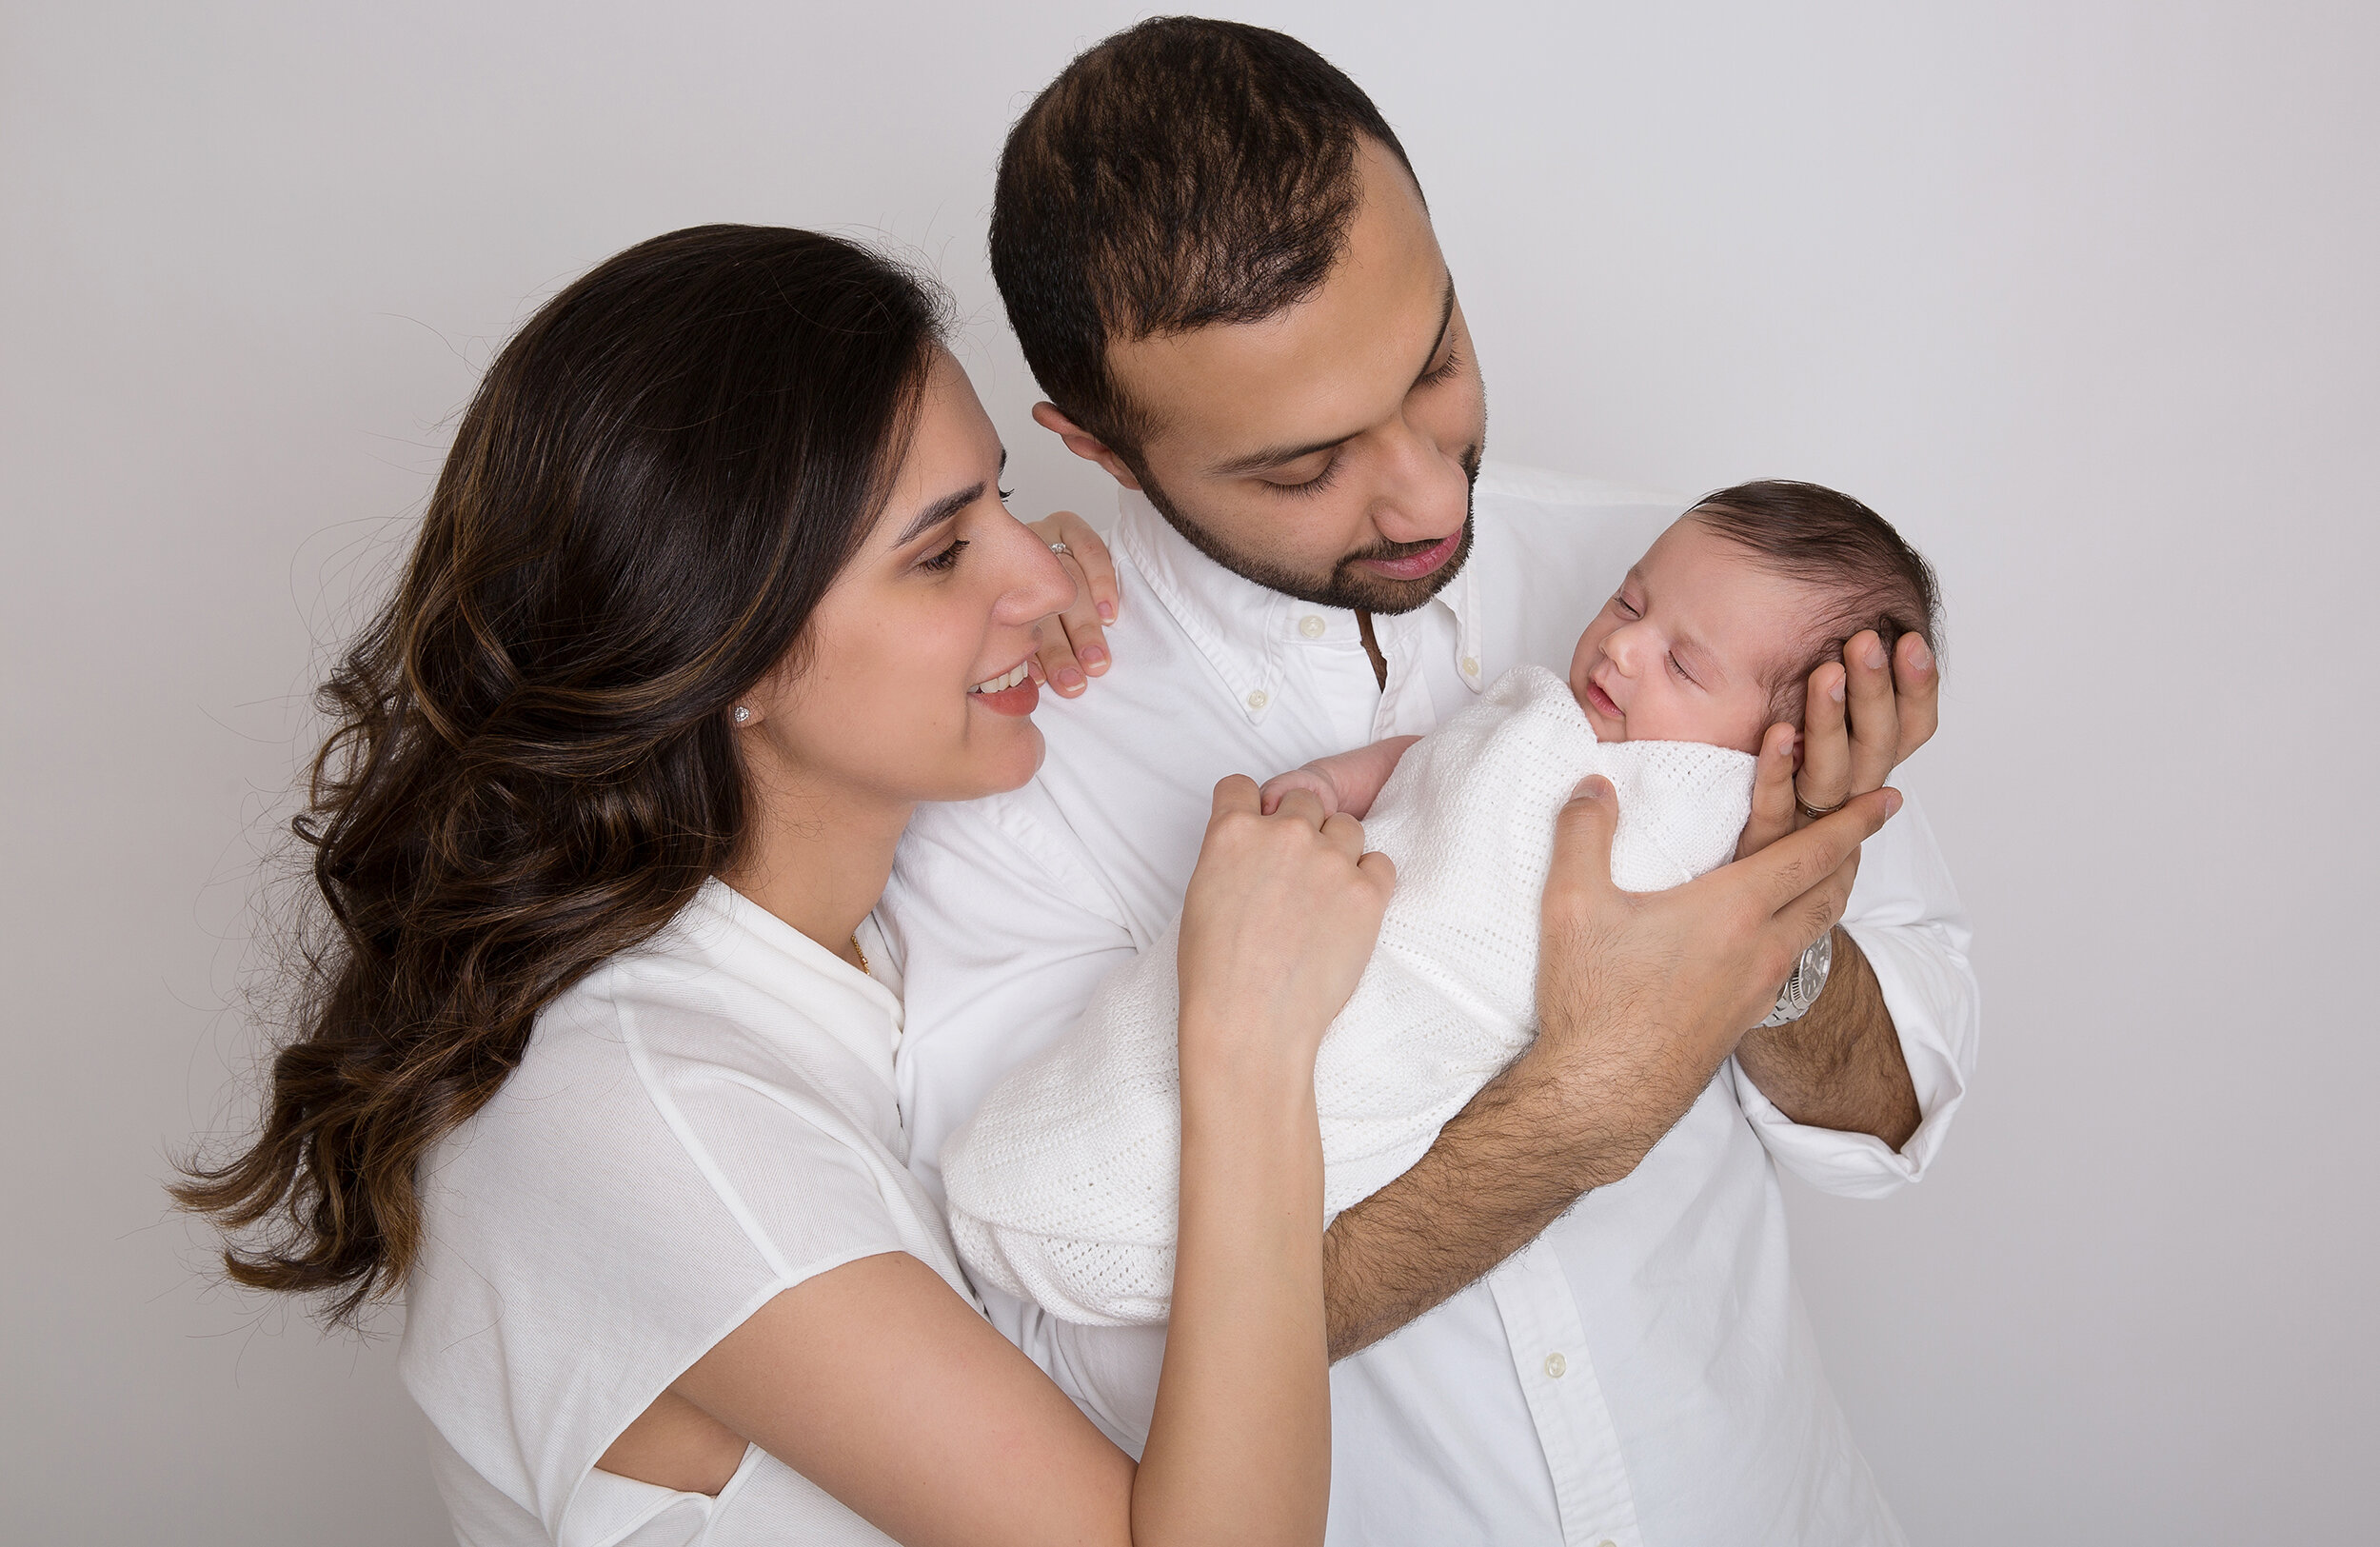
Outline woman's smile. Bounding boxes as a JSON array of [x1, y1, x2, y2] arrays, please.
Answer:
[[968, 657, 1041, 716]]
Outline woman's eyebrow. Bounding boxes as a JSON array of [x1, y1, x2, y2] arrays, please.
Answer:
[[892, 452, 1002, 545], [895, 482, 983, 545]]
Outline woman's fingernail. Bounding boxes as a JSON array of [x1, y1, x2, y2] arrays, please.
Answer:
[[1080, 645, 1107, 669], [1098, 602, 1116, 623], [1058, 667, 1085, 691], [1864, 640, 1888, 670]]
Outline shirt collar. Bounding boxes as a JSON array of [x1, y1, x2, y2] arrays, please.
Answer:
[[1109, 487, 1485, 724]]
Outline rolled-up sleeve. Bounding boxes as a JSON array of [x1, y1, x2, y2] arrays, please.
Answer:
[[1732, 789, 1979, 1198]]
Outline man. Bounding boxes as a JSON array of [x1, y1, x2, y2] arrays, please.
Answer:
[[881, 18, 1976, 1544]]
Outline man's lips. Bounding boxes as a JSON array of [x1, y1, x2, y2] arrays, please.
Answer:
[[1357, 530, 1461, 582]]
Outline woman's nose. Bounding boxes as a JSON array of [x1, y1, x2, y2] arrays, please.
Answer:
[[992, 516, 1078, 625]]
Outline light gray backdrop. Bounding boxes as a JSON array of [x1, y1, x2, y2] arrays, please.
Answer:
[[4, 2, 2372, 1542]]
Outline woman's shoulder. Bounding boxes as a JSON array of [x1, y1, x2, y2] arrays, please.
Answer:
[[401, 883, 965, 1538], [541, 879, 905, 1103], [413, 880, 919, 1279]]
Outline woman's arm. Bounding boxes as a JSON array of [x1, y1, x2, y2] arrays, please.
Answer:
[[636, 778, 1390, 1547]]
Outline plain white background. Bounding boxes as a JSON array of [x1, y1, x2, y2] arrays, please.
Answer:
[[4, 2, 2372, 1541]]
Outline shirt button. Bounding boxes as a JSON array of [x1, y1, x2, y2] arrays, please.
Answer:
[[1299, 614, 1326, 639], [1461, 655, 1480, 677], [1542, 1351, 1567, 1378], [1246, 688, 1268, 711]]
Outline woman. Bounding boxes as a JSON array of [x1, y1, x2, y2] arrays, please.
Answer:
[[177, 225, 1394, 1545]]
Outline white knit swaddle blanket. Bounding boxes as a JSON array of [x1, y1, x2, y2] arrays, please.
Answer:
[[942, 665, 1758, 1325]]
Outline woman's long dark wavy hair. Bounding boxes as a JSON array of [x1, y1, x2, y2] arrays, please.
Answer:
[[174, 225, 948, 1326]]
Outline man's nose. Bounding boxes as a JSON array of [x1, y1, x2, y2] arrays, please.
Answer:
[[1363, 422, 1471, 545]]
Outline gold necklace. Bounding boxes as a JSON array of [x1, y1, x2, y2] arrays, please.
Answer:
[[851, 931, 871, 977]]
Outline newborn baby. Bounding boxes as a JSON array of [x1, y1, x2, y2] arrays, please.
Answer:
[[942, 480, 1941, 1326]]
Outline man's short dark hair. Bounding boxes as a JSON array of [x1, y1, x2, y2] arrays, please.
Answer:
[[990, 17, 1418, 461], [1689, 480, 1945, 725]]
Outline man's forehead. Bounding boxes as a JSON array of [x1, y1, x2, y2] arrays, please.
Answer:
[[1106, 146, 1449, 468]]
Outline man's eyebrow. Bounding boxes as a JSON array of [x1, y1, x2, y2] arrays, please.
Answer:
[[1208, 431, 1354, 480], [892, 451, 1002, 545], [1205, 276, 1458, 480], [1409, 276, 1457, 389]]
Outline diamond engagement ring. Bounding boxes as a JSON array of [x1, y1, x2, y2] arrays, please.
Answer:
[[1048, 541, 1072, 557]]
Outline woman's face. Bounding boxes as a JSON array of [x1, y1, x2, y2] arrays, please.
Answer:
[[744, 349, 1076, 808]]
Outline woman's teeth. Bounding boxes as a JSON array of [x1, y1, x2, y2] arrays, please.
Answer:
[[970, 662, 1030, 695]]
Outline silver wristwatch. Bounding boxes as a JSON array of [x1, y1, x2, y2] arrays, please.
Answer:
[[1757, 930, 1835, 1028]]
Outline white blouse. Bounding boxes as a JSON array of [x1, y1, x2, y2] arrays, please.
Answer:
[[399, 878, 970, 1546]]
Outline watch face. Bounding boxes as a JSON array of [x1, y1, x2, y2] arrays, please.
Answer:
[[1798, 932, 1834, 1008]]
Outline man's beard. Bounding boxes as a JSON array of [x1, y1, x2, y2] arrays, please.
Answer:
[[1137, 445, 1482, 615]]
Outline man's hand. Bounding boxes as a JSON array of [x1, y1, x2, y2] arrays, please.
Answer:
[[1534, 778, 1899, 1128], [1026, 510, 1120, 699], [1733, 627, 1933, 1145], [1320, 777, 1901, 1359], [1741, 628, 1935, 857]]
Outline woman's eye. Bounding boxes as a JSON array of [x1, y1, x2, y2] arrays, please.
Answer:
[[919, 538, 969, 574]]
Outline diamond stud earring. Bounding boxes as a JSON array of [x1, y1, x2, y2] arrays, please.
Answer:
[[731, 705, 751, 724]]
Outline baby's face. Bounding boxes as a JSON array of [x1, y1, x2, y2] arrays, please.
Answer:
[[1568, 516, 1815, 754]]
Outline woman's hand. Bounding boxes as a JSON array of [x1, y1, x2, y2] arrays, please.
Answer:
[[1739, 628, 1936, 857], [1177, 776, 1396, 1068], [1026, 509, 1121, 698], [1257, 766, 1342, 818], [1150, 775, 1388, 1546]]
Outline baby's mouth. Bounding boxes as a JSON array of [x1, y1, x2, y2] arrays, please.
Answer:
[[1582, 676, 1623, 721]]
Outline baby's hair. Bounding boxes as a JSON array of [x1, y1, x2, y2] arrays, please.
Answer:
[[1687, 480, 1943, 728]]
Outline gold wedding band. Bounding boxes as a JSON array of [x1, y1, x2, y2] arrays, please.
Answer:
[[1795, 791, 1846, 820]]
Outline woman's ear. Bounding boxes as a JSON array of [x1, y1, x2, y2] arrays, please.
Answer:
[[1031, 402, 1142, 491]]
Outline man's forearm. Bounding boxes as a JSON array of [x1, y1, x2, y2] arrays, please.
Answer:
[[1319, 1036, 1708, 1360], [1731, 929, 1920, 1148]]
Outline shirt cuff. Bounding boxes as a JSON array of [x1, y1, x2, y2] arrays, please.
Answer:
[[1732, 918, 1979, 1200]]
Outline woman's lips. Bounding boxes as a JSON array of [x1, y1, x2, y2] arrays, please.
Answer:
[[1358, 530, 1461, 582], [967, 657, 1041, 717], [970, 676, 1040, 716], [1582, 678, 1623, 721]]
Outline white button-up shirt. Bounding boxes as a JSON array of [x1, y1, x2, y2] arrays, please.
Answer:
[[880, 465, 1978, 1546]]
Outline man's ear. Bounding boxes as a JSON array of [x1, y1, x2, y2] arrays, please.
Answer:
[[1031, 402, 1142, 491]]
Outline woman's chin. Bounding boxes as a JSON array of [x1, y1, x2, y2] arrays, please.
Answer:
[[940, 721, 1046, 803]]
